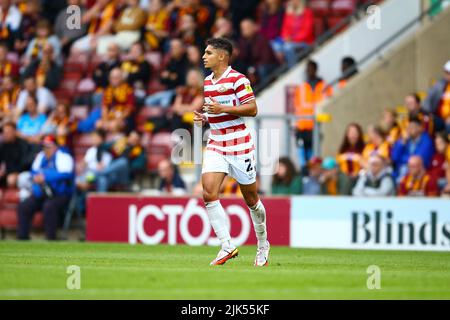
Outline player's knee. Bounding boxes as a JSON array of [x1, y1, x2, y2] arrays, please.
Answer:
[[202, 189, 219, 203]]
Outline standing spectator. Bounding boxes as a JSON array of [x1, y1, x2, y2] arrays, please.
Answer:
[[352, 154, 395, 197], [157, 158, 187, 195], [392, 116, 435, 180], [428, 132, 450, 192], [17, 135, 75, 240], [294, 60, 332, 169], [336, 123, 365, 183], [0, 122, 33, 188], [0, 0, 22, 50], [144, 0, 170, 51], [145, 38, 189, 108], [0, 42, 19, 78], [361, 125, 391, 169], [424, 60, 450, 134], [24, 19, 62, 66], [96, 68, 135, 134], [398, 156, 439, 197], [276, 0, 314, 67], [302, 156, 322, 195], [16, 95, 47, 145], [15, 76, 57, 116], [96, 130, 146, 192], [238, 18, 279, 84], [96, 0, 147, 54], [271, 157, 302, 195], [92, 42, 122, 91], [22, 43, 62, 90], [54, 0, 87, 56]]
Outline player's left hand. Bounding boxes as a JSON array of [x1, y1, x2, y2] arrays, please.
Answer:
[[203, 96, 224, 114]]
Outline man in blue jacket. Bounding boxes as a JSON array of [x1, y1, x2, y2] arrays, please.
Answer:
[[392, 116, 434, 182], [17, 135, 75, 240]]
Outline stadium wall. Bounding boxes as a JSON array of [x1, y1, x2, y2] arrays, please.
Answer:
[[86, 195, 450, 251], [320, 6, 450, 156]]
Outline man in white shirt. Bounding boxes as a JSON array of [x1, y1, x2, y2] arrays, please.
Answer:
[[16, 76, 57, 116]]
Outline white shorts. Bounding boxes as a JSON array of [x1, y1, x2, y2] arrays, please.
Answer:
[[201, 149, 257, 185]]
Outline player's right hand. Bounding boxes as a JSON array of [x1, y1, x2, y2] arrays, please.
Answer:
[[194, 111, 207, 127]]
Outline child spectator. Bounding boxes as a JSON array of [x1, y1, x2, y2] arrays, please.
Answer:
[[41, 102, 78, 152], [361, 125, 391, 169], [271, 157, 302, 195], [320, 157, 353, 196], [302, 156, 322, 195], [381, 108, 401, 146]]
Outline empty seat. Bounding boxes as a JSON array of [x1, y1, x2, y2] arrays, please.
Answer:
[[309, 0, 331, 17], [331, 0, 356, 16]]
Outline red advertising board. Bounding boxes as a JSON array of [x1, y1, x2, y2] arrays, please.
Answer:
[[86, 195, 290, 246]]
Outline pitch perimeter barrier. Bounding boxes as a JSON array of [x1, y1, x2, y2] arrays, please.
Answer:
[[86, 195, 450, 251]]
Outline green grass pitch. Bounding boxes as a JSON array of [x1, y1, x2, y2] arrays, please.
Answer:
[[1, 241, 449, 299]]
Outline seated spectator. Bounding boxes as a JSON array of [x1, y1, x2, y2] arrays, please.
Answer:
[[145, 38, 189, 108], [144, 0, 170, 51], [274, 0, 314, 67], [320, 157, 353, 196], [14, 0, 41, 55], [24, 19, 62, 66], [15, 76, 57, 116], [381, 108, 401, 146], [424, 60, 450, 135], [96, 68, 135, 134], [16, 95, 47, 145], [238, 18, 278, 85], [212, 17, 235, 40], [41, 102, 78, 152], [302, 156, 322, 195], [258, 0, 284, 59], [0, 42, 19, 78], [174, 0, 212, 40], [220, 176, 242, 196], [157, 158, 187, 195], [336, 123, 365, 182], [17, 135, 75, 240], [271, 157, 302, 195], [174, 14, 205, 51], [70, 0, 121, 55], [121, 42, 152, 96], [352, 154, 395, 197], [92, 42, 122, 102], [187, 45, 207, 76], [0, 122, 33, 188], [96, 130, 146, 192], [392, 116, 434, 180], [337, 56, 358, 90], [429, 132, 450, 192], [76, 129, 112, 191], [398, 156, 439, 197], [149, 68, 203, 133], [96, 0, 147, 54], [361, 125, 391, 169], [0, 0, 22, 50], [400, 93, 435, 137], [22, 43, 62, 90], [0, 75, 20, 126], [54, 0, 87, 56]]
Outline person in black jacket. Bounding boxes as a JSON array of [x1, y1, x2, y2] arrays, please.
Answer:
[[0, 121, 34, 188]]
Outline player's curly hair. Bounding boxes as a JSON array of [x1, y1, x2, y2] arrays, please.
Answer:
[[206, 37, 233, 56]]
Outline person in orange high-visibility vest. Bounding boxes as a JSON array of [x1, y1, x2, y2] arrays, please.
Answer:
[[293, 60, 332, 170]]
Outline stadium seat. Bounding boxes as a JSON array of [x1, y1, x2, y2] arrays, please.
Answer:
[[86, 54, 105, 77], [331, 0, 357, 16], [313, 17, 326, 37], [135, 106, 165, 132], [309, 0, 331, 17], [326, 16, 349, 33], [147, 79, 166, 95], [151, 132, 174, 148], [147, 144, 172, 172]]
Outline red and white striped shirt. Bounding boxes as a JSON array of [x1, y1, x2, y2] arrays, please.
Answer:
[[204, 67, 256, 156]]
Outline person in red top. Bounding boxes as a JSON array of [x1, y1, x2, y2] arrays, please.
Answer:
[[429, 132, 450, 192], [273, 0, 314, 67], [398, 156, 439, 197], [0, 42, 18, 78]]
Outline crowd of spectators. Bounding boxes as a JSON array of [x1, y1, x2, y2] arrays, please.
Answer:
[[274, 60, 450, 198]]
